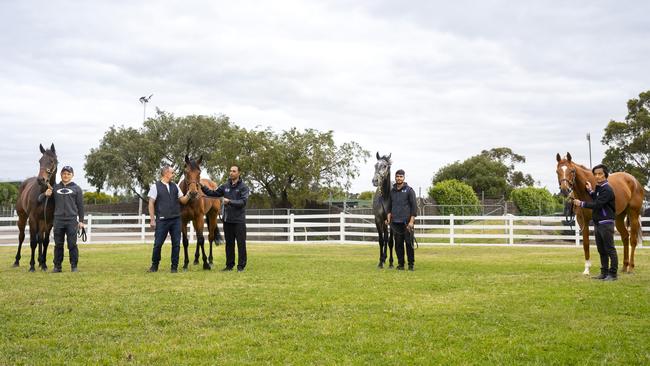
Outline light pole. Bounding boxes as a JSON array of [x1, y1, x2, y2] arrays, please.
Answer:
[[139, 94, 153, 122], [586, 133, 592, 168]]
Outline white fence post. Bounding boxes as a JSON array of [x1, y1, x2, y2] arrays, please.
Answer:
[[508, 215, 514, 245], [575, 222, 580, 247], [449, 214, 455, 245], [340, 212, 345, 243], [289, 213, 295, 242], [189, 222, 195, 243], [86, 214, 93, 244], [141, 214, 146, 243]]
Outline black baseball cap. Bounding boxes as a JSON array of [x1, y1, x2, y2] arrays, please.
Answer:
[[61, 166, 74, 174]]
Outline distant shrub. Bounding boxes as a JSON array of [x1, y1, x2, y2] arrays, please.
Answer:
[[84, 192, 121, 204], [511, 187, 559, 216], [428, 179, 481, 216]]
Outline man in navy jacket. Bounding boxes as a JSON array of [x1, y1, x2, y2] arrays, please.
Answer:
[[201, 165, 250, 272], [573, 164, 618, 281], [387, 169, 418, 271]]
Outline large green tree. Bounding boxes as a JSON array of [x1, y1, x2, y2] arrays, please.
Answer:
[[85, 111, 368, 208], [601, 90, 650, 187], [0, 182, 19, 206], [431, 147, 534, 198]]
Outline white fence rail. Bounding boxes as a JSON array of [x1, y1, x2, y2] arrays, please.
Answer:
[[1, 214, 648, 247]]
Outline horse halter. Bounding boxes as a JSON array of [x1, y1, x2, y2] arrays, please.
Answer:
[[558, 165, 577, 194]]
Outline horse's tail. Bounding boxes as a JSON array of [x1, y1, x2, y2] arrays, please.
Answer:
[[206, 213, 222, 245], [637, 213, 644, 247]]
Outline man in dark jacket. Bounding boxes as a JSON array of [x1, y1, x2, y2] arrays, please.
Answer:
[[40, 165, 84, 272], [201, 165, 250, 272], [386, 169, 417, 271], [573, 164, 618, 281], [147, 165, 190, 273]]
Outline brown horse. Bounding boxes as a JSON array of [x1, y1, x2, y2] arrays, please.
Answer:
[[14, 143, 58, 272], [556, 152, 644, 274], [179, 155, 222, 270]]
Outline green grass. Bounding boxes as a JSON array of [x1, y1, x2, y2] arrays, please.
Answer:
[[1, 244, 649, 365]]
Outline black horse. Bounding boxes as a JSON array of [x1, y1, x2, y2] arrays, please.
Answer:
[[14, 143, 57, 272], [372, 152, 394, 268]]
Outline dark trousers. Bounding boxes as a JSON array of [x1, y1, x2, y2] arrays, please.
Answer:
[[224, 222, 247, 269], [53, 221, 79, 268], [392, 223, 414, 267], [595, 223, 618, 275], [151, 217, 181, 269]]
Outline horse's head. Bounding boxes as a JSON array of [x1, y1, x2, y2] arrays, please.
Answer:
[[183, 154, 202, 200], [556, 152, 577, 196], [372, 152, 392, 187], [37, 143, 58, 190]]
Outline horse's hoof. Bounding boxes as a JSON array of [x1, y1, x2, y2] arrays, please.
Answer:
[[183, 267, 188, 272], [388, 264, 394, 269], [41, 267, 47, 272], [28, 267, 35, 273], [193, 260, 199, 265], [377, 263, 384, 269], [12, 262, 19, 268], [203, 263, 211, 270]]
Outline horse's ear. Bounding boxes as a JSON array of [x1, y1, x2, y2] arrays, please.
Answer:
[[376, 152, 380, 160], [50, 143, 55, 154], [197, 155, 203, 165], [40, 144, 45, 154], [387, 153, 391, 160], [556, 153, 561, 162], [184, 154, 190, 164], [566, 152, 572, 162]]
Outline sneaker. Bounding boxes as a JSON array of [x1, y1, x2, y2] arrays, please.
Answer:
[[396, 265, 405, 271], [170, 268, 178, 273], [147, 266, 158, 273], [52, 267, 62, 273], [591, 274, 607, 280], [221, 267, 233, 272], [408, 265, 414, 271], [71, 266, 78, 273], [237, 267, 245, 272], [603, 275, 618, 281]]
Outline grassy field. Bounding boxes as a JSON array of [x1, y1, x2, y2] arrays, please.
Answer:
[[1, 243, 649, 365]]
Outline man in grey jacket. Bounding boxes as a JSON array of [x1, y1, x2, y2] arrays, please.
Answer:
[[386, 169, 417, 271], [40, 165, 84, 272]]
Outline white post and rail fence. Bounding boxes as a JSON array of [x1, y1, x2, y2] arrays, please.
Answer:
[[0, 214, 648, 247]]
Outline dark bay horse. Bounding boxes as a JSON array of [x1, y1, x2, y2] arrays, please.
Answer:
[[14, 143, 58, 272], [556, 152, 644, 274], [372, 152, 394, 268], [179, 155, 222, 270]]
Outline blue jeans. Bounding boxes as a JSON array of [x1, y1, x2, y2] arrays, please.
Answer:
[[151, 217, 181, 268]]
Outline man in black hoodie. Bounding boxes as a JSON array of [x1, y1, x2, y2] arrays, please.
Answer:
[[573, 164, 618, 281], [386, 169, 418, 271], [40, 165, 84, 272], [201, 165, 250, 272]]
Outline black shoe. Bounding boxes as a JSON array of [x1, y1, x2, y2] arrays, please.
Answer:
[[170, 268, 178, 273], [147, 266, 158, 273], [237, 267, 245, 272], [221, 267, 233, 272], [592, 273, 607, 280], [71, 266, 78, 273], [408, 265, 414, 271], [603, 275, 618, 281], [52, 267, 62, 273], [396, 265, 405, 271]]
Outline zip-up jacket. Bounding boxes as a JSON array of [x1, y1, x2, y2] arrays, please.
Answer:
[[201, 179, 249, 223], [38, 181, 84, 223], [387, 182, 417, 224], [581, 181, 616, 225]]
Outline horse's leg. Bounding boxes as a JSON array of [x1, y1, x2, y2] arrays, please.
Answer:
[[14, 214, 27, 267], [206, 212, 214, 265], [40, 227, 51, 271], [628, 212, 641, 273], [194, 217, 210, 270], [193, 218, 201, 265], [581, 216, 591, 275], [376, 223, 385, 268], [28, 225, 38, 272], [616, 216, 630, 273], [388, 227, 394, 268], [181, 220, 190, 271]]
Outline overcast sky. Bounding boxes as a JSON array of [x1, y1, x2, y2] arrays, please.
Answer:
[[1, 0, 648, 197]]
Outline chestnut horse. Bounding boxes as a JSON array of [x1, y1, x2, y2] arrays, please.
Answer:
[[14, 143, 58, 272], [372, 152, 394, 268], [179, 155, 222, 270], [556, 152, 644, 274]]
